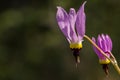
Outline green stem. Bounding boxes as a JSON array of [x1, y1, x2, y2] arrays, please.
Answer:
[[84, 35, 120, 75]]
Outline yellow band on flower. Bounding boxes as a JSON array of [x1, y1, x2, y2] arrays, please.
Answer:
[[70, 42, 82, 49], [99, 59, 110, 64]]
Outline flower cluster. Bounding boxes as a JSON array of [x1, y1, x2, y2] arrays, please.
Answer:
[[56, 1, 119, 75]]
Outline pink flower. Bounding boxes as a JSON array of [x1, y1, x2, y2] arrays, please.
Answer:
[[92, 34, 112, 64], [56, 1, 86, 49]]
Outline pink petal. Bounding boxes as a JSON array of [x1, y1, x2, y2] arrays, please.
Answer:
[[56, 6, 71, 41], [101, 34, 108, 52], [92, 37, 104, 59], [69, 8, 78, 42], [105, 35, 112, 51], [75, 1, 86, 40]]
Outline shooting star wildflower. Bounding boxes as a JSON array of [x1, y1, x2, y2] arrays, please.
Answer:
[[92, 34, 112, 75], [56, 1, 86, 64]]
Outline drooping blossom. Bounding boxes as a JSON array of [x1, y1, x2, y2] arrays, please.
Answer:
[[56, 1, 86, 64], [92, 34, 112, 64], [92, 34, 112, 75]]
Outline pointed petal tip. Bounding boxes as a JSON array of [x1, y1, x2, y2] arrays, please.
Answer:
[[101, 34, 105, 40], [98, 34, 101, 39], [83, 1, 87, 5], [77, 1, 87, 12], [56, 6, 65, 11], [70, 8, 75, 10], [69, 8, 76, 14], [106, 34, 110, 39], [56, 6, 62, 10], [81, 1, 87, 8], [101, 34, 105, 37]]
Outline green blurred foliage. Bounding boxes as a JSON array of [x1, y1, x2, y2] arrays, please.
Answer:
[[0, 0, 119, 80]]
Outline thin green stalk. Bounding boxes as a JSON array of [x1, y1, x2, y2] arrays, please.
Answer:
[[84, 35, 120, 75]]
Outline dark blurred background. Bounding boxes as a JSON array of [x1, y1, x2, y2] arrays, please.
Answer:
[[0, 0, 119, 80]]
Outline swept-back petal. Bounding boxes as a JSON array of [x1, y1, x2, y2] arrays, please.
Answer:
[[92, 34, 113, 63], [105, 35, 112, 51], [97, 35, 102, 49], [69, 8, 78, 42], [101, 34, 108, 52], [92, 37, 104, 59], [76, 1, 86, 40], [56, 6, 71, 41]]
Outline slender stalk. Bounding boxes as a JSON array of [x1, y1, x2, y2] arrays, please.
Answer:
[[84, 35, 120, 75]]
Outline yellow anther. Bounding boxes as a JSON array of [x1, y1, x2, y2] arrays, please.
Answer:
[[99, 59, 110, 64], [70, 42, 82, 49]]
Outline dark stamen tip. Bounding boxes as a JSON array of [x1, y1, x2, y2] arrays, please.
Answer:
[[71, 48, 81, 66], [102, 64, 109, 75]]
